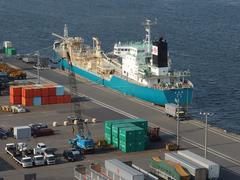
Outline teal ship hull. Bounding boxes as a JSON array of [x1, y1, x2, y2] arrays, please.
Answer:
[[56, 56, 193, 106]]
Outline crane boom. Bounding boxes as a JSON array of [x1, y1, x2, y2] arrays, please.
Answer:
[[52, 33, 64, 40]]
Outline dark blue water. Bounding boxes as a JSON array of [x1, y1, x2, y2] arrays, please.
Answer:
[[0, 0, 240, 133]]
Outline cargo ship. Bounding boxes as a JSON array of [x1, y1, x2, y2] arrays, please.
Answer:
[[52, 20, 193, 106]]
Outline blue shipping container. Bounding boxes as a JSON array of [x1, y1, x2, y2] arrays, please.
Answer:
[[56, 85, 64, 96], [33, 97, 41, 106]]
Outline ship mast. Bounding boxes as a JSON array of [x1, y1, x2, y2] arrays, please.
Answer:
[[64, 24, 69, 38], [143, 19, 156, 54]]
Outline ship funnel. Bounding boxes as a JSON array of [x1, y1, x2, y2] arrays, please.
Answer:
[[152, 37, 168, 68]]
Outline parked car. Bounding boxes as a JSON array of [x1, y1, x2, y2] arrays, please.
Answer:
[[34, 142, 47, 155], [28, 123, 48, 130], [0, 130, 7, 139], [63, 148, 83, 162]]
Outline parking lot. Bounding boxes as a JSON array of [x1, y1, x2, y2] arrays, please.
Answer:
[[0, 92, 168, 180]]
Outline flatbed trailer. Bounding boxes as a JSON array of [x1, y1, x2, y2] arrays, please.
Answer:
[[5, 143, 33, 168]]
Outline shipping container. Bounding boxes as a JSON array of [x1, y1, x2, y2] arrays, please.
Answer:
[[105, 159, 144, 180], [33, 87, 42, 97], [14, 126, 31, 139], [22, 87, 34, 98], [112, 123, 135, 139], [48, 86, 56, 96], [9, 86, 22, 96], [62, 95, 71, 103], [149, 157, 190, 180], [48, 96, 57, 104], [10, 96, 22, 105], [3, 41, 12, 48], [165, 152, 208, 180], [177, 150, 220, 179], [41, 87, 49, 97], [22, 97, 33, 106], [33, 97, 41, 106], [56, 85, 64, 96], [41, 97, 48, 105], [5, 47, 16, 56]]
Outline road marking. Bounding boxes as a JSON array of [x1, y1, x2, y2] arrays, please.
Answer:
[[11, 64, 240, 166]]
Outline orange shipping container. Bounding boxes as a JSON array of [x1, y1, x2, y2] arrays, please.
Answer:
[[33, 87, 42, 97], [22, 97, 33, 106], [41, 87, 49, 97], [41, 97, 49, 105], [22, 87, 34, 98], [9, 86, 22, 96], [48, 96, 57, 104], [9, 96, 22, 105], [56, 96, 63, 104], [48, 86, 56, 96], [63, 95, 71, 103]]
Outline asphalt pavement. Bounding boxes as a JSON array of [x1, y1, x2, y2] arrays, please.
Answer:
[[1, 57, 240, 179]]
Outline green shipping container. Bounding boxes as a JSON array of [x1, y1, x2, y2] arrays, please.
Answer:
[[5, 47, 16, 56], [149, 158, 184, 180], [112, 136, 119, 148], [134, 141, 145, 152], [104, 118, 148, 145], [120, 126, 145, 141], [119, 140, 135, 153], [112, 123, 136, 138]]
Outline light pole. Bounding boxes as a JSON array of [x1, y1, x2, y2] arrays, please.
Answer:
[[200, 112, 213, 158], [36, 51, 41, 84], [175, 91, 183, 147]]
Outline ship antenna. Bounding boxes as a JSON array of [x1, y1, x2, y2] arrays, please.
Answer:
[[143, 19, 157, 54], [64, 24, 69, 38]]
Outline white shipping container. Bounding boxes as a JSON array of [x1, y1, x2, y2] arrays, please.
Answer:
[[14, 126, 31, 139], [165, 152, 207, 180], [105, 159, 144, 180], [4, 41, 12, 48], [177, 150, 220, 179]]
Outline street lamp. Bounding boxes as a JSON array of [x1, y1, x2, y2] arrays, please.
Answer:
[[200, 112, 213, 158], [175, 91, 183, 147], [36, 51, 41, 84]]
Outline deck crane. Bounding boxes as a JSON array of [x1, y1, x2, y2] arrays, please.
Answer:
[[52, 24, 95, 153]]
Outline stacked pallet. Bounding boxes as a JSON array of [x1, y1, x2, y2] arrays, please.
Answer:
[[104, 118, 149, 153], [9, 84, 71, 106]]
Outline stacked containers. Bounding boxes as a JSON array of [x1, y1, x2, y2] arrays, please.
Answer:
[[9, 86, 22, 105], [104, 119, 148, 153], [119, 126, 145, 152], [9, 84, 71, 106], [3, 41, 16, 56], [111, 123, 134, 148]]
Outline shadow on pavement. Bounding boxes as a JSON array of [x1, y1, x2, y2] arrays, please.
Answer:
[[0, 156, 15, 172], [220, 167, 240, 180]]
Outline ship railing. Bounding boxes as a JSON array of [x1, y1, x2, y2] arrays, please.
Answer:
[[152, 82, 192, 90]]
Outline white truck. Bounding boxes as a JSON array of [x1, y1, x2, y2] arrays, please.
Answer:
[[5, 143, 33, 168], [33, 142, 47, 155], [44, 154, 56, 165], [33, 154, 45, 166], [165, 103, 186, 119]]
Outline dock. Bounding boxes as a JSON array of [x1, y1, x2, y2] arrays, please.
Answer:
[[0, 56, 240, 179]]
